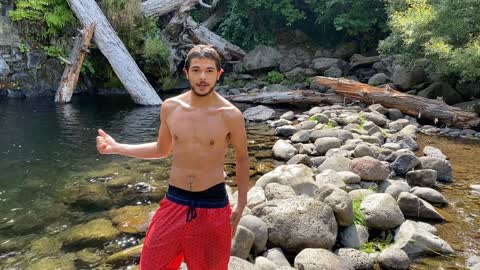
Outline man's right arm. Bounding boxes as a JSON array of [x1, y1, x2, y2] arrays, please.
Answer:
[[97, 101, 173, 159]]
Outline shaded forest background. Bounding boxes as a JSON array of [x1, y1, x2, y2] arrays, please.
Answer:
[[6, 0, 480, 89]]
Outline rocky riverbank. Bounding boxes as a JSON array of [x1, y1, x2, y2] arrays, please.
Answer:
[[1, 99, 479, 269]]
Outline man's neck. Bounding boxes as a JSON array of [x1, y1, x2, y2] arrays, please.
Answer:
[[188, 90, 217, 108]]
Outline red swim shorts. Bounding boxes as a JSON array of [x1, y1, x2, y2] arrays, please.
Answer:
[[140, 195, 232, 270]]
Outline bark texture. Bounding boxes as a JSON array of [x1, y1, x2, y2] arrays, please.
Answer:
[[67, 0, 162, 105], [313, 76, 480, 129]]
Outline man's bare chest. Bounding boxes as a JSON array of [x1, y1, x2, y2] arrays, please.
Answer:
[[167, 110, 229, 146]]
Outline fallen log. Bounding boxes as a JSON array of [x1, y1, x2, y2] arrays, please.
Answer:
[[67, 0, 162, 105], [142, 0, 218, 18], [143, 0, 245, 69], [54, 23, 95, 104], [186, 17, 246, 60], [225, 90, 345, 106], [313, 76, 480, 129]]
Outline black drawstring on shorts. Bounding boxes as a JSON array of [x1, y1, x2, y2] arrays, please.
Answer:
[[186, 202, 197, 222]]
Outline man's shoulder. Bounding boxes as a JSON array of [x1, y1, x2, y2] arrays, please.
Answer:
[[218, 99, 242, 119], [161, 95, 185, 111]]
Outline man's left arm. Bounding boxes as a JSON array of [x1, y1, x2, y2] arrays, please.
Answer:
[[227, 108, 250, 237]]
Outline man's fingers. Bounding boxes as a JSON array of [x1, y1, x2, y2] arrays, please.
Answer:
[[98, 129, 110, 139]]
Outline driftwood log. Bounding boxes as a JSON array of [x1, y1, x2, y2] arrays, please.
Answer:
[[313, 76, 480, 129], [67, 0, 162, 105], [142, 0, 218, 18], [226, 90, 345, 106], [54, 23, 95, 104]]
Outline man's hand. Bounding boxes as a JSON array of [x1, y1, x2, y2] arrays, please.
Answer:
[[96, 129, 117, 154], [230, 204, 244, 239]]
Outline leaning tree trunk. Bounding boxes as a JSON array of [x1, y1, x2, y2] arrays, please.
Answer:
[[67, 0, 162, 105], [55, 23, 95, 104], [226, 90, 345, 106], [313, 76, 480, 129]]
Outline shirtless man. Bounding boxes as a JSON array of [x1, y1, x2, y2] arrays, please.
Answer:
[[96, 45, 249, 270]]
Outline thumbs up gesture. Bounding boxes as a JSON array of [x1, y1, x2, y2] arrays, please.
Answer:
[[96, 129, 117, 154]]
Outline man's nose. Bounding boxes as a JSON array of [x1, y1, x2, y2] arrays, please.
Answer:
[[199, 71, 207, 79]]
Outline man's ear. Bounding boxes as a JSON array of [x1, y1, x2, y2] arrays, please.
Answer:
[[183, 67, 189, 79], [217, 68, 224, 80]]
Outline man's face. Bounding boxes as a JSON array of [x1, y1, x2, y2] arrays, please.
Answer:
[[184, 58, 223, 97]]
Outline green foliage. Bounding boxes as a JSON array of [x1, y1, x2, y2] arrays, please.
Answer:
[[266, 71, 285, 84], [380, 0, 480, 81], [144, 37, 169, 64], [19, 43, 30, 53], [360, 232, 394, 254], [43, 45, 63, 58], [352, 199, 366, 226], [304, 0, 389, 47], [81, 59, 96, 77], [219, 0, 388, 50], [325, 120, 336, 129], [101, 0, 158, 53], [9, 0, 76, 41]]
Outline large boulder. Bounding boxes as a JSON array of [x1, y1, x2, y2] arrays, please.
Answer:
[[313, 184, 354, 226], [314, 137, 343, 155], [410, 187, 448, 204], [378, 179, 411, 200], [351, 156, 390, 181], [417, 82, 464, 105], [368, 73, 390, 86], [311, 58, 339, 73], [390, 154, 420, 175], [263, 247, 291, 268], [391, 65, 425, 90], [422, 146, 447, 160], [315, 170, 347, 190], [243, 45, 282, 71], [405, 169, 437, 187], [251, 197, 337, 252], [228, 256, 256, 270], [378, 246, 411, 270], [239, 215, 268, 254], [397, 192, 444, 220], [255, 164, 314, 190], [393, 220, 454, 257], [418, 157, 453, 182], [294, 248, 354, 270], [318, 156, 352, 172], [339, 224, 369, 249], [455, 81, 480, 100], [272, 140, 298, 160], [231, 225, 255, 259], [335, 248, 375, 270], [264, 183, 296, 200], [243, 105, 276, 122], [360, 193, 405, 230]]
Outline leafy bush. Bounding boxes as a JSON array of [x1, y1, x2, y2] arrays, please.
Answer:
[[9, 0, 76, 41], [266, 71, 285, 84], [380, 0, 480, 81]]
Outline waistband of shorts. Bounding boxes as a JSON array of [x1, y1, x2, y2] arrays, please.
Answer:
[[165, 182, 229, 208]]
